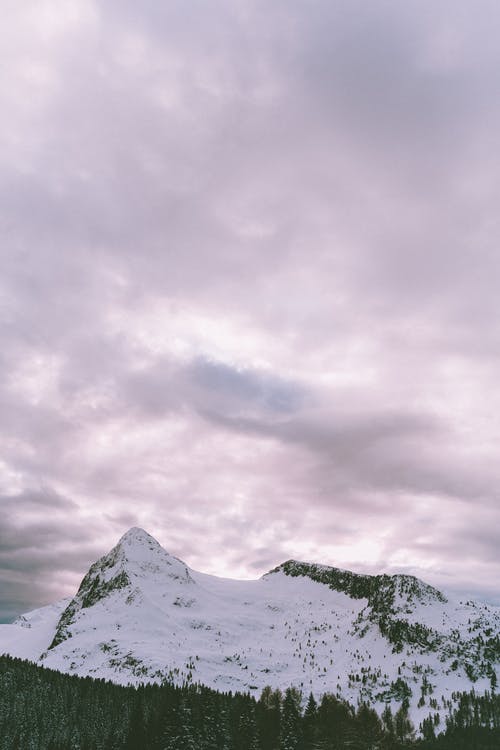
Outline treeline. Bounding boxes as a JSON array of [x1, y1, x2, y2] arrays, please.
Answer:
[[0, 654, 499, 749]]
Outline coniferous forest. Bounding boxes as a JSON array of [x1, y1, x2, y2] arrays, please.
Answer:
[[1, 655, 499, 749]]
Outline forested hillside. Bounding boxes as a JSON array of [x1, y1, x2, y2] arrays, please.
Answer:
[[1, 654, 499, 749]]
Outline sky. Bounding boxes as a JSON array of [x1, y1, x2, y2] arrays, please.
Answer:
[[1, 0, 500, 622]]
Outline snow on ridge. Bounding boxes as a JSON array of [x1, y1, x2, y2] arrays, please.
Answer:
[[268, 558, 447, 608]]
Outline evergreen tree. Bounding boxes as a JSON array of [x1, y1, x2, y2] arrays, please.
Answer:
[[200, 692, 220, 750], [317, 693, 353, 749], [258, 685, 282, 750], [163, 697, 197, 750], [420, 715, 436, 742], [302, 692, 319, 750], [125, 695, 147, 749], [214, 696, 232, 750], [238, 697, 259, 750], [280, 687, 302, 750], [160, 695, 181, 750], [394, 702, 415, 745], [381, 705, 394, 737], [351, 702, 383, 749]]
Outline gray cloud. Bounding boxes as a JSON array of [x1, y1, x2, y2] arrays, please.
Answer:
[[0, 488, 106, 622], [1, 0, 500, 619], [121, 356, 307, 419]]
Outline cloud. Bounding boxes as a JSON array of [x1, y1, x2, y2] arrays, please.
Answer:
[[120, 356, 307, 420], [1, 0, 500, 618], [0, 488, 105, 622]]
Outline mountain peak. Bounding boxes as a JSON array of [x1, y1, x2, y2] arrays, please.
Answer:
[[109, 526, 188, 573], [118, 526, 161, 549], [46, 527, 193, 652], [120, 525, 151, 539]]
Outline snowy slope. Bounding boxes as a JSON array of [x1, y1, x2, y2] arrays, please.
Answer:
[[1, 527, 499, 731]]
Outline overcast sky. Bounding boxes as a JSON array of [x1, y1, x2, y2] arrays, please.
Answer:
[[2, 0, 500, 622]]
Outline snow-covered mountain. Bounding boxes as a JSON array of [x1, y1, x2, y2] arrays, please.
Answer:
[[1, 527, 499, 729]]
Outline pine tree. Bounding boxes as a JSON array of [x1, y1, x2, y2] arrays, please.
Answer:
[[381, 705, 394, 737], [214, 696, 232, 750], [380, 704, 399, 749], [394, 702, 415, 745], [302, 692, 318, 750], [200, 692, 220, 750], [317, 693, 352, 749], [351, 702, 383, 749], [125, 696, 147, 750], [281, 687, 303, 750], [238, 697, 259, 750], [258, 686, 282, 750], [163, 698, 197, 750], [420, 715, 436, 741]]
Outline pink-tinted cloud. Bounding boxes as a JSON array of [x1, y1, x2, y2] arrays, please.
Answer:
[[2, 0, 500, 620]]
